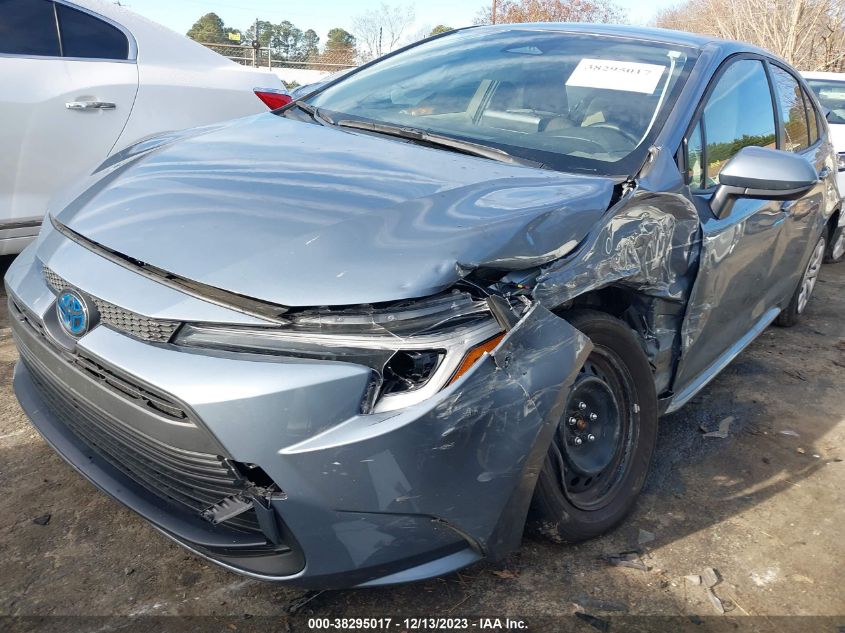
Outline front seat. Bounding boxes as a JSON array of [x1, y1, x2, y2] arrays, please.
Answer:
[[578, 93, 655, 135]]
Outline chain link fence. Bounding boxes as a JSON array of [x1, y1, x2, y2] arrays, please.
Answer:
[[200, 43, 357, 72]]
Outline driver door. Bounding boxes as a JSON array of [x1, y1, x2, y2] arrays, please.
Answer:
[[672, 58, 788, 406]]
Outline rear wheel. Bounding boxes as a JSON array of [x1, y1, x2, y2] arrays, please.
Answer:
[[776, 234, 826, 327], [826, 225, 845, 264], [531, 310, 658, 543]]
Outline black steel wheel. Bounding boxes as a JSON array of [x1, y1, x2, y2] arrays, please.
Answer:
[[531, 309, 658, 543]]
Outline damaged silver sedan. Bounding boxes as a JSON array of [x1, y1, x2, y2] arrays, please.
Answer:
[[6, 24, 840, 588]]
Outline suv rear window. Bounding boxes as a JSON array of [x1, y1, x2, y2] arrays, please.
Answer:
[[56, 3, 129, 60], [806, 78, 845, 124]]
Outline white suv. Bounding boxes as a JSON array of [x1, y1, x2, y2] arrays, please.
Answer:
[[0, 0, 287, 255], [804, 71, 845, 262]]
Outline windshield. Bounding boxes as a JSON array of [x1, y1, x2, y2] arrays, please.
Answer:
[[806, 78, 845, 124], [308, 29, 696, 175]]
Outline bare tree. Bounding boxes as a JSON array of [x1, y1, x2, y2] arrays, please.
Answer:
[[654, 0, 845, 71], [353, 3, 416, 62], [475, 0, 626, 25]]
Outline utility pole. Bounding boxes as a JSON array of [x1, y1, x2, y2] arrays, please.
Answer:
[[253, 18, 259, 67], [491, 0, 497, 24]]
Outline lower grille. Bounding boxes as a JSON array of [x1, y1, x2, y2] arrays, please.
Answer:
[[9, 296, 188, 421], [9, 297, 47, 338], [20, 348, 263, 535], [72, 353, 188, 420]]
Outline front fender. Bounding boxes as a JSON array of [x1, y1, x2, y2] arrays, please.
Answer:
[[277, 303, 591, 562]]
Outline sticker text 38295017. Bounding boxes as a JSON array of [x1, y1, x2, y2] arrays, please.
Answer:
[[565, 58, 666, 94]]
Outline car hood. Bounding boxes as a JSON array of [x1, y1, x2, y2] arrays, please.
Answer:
[[55, 114, 616, 307]]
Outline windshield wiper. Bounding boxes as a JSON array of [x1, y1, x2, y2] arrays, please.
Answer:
[[290, 101, 333, 126], [333, 118, 545, 169]]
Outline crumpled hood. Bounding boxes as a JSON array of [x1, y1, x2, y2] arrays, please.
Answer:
[[56, 114, 615, 307]]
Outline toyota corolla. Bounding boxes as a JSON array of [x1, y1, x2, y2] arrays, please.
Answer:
[[5, 24, 840, 588]]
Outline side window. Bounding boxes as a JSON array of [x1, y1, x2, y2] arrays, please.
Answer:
[[687, 121, 704, 190], [802, 88, 819, 145], [696, 59, 777, 188], [56, 3, 129, 60], [770, 65, 810, 152], [0, 0, 61, 57]]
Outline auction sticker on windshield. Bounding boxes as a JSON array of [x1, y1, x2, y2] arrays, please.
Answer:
[[566, 58, 665, 94]]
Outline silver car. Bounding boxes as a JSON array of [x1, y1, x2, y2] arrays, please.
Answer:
[[6, 24, 840, 588]]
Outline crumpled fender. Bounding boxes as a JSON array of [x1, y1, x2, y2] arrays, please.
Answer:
[[532, 191, 701, 307], [526, 190, 701, 397]]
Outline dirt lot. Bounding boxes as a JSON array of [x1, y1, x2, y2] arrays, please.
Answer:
[[0, 256, 843, 632]]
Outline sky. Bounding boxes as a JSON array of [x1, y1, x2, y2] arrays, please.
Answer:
[[120, 0, 680, 43]]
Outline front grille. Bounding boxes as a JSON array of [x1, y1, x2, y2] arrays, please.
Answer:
[[95, 300, 180, 343], [42, 266, 180, 343], [19, 347, 263, 535]]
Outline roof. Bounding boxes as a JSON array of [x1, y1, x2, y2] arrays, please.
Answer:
[[465, 22, 779, 60]]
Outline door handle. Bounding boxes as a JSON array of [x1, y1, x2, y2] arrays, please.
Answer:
[[65, 101, 116, 110]]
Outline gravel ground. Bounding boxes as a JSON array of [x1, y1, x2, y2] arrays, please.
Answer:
[[0, 256, 843, 632]]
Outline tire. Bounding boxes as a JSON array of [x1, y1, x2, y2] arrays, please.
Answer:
[[825, 224, 845, 264], [530, 309, 658, 543], [776, 233, 826, 327]]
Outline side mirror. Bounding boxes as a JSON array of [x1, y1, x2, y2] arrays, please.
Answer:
[[711, 146, 818, 218]]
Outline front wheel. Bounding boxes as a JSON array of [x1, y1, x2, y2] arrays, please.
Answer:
[[531, 310, 658, 543]]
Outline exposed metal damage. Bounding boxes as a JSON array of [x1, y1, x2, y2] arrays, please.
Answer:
[[465, 188, 701, 401]]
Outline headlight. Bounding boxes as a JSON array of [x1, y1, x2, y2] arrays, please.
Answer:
[[173, 292, 504, 412]]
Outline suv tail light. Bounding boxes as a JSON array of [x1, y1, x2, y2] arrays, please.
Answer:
[[254, 88, 292, 110]]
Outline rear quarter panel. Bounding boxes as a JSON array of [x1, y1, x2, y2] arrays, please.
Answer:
[[108, 5, 282, 152], [112, 63, 276, 152]]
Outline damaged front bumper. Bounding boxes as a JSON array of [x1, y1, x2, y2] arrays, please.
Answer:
[[6, 244, 590, 589]]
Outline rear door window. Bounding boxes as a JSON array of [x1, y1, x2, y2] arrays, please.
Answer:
[[56, 3, 129, 60], [0, 0, 61, 57], [802, 88, 819, 144], [770, 65, 810, 152]]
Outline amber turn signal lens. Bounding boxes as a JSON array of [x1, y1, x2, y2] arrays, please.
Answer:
[[448, 333, 505, 385]]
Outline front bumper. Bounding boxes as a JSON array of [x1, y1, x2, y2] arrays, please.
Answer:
[[6, 236, 589, 588]]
